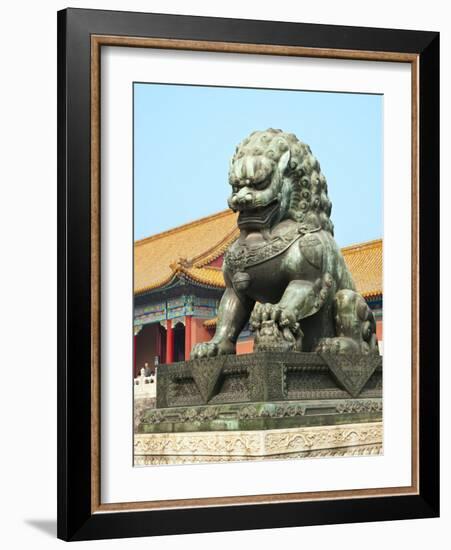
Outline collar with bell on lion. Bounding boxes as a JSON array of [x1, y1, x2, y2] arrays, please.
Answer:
[[224, 223, 321, 273]]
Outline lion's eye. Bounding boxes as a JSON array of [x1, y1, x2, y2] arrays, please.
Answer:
[[254, 179, 269, 190]]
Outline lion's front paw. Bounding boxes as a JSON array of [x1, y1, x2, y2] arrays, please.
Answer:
[[250, 302, 298, 332], [251, 302, 303, 352], [190, 340, 235, 359]]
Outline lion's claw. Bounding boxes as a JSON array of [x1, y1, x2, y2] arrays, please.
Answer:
[[191, 342, 217, 359], [250, 302, 298, 333], [190, 340, 235, 359]]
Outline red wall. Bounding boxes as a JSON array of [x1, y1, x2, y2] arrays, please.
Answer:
[[236, 339, 254, 355], [376, 320, 383, 341], [191, 318, 212, 349], [205, 255, 224, 268], [135, 323, 166, 374]]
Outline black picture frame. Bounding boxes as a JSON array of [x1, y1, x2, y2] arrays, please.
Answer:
[[57, 7, 439, 541]]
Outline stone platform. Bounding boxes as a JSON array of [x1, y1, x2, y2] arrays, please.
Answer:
[[134, 421, 383, 465]]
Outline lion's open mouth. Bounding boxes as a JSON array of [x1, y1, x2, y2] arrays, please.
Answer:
[[237, 199, 279, 228]]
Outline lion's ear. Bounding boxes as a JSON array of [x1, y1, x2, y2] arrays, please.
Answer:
[[278, 149, 290, 175]]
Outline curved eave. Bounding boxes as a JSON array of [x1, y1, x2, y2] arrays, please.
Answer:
[[177, 266, 225, 288], [134, 274, 175, 296], [135, 268, 225, 297], [363, 290, 383, 300]]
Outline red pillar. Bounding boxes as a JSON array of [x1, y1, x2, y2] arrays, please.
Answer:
[[184, 316, 192, 360], [133, 334, 137, 376], [166, 319, 174, 364], [155, 324, 161, 367]]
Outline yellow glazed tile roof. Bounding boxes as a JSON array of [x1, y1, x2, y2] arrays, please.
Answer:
[[134, 210, 238, 294], [134, 209, 382, 298], [342, 238, 383, 299]]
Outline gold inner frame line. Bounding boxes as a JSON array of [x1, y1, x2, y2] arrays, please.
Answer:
[[90, 34, 420, 514]]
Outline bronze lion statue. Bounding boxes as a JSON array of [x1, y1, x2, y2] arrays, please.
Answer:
[[191, 129, 379, 358]]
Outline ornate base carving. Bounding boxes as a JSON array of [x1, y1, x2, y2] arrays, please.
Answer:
[[139, 397, 382, 434], [134, 421, 383, 465], [155, 352, 382, 408]]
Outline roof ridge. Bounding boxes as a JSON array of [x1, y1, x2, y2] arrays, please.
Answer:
[[135, 209, 233, 246]]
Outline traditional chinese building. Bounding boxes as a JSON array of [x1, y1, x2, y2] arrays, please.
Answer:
[[134, 210, 383, 374]]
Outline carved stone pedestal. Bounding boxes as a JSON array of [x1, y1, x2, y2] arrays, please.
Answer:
[[136, 352, 383, 465], [154, 352, 382, 408]]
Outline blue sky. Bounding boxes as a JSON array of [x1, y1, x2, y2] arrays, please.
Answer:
[[134, 83, 382, 247]]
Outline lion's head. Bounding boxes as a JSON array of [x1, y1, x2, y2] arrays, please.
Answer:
[[227, 129, 334, 234]]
